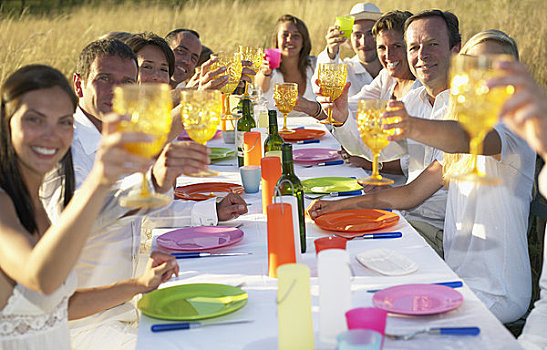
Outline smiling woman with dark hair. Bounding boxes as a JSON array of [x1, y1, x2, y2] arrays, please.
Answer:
[[0, 65, 178, 349], [125, 32, 175, 84]]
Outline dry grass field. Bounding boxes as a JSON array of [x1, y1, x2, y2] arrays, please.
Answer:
[[0, 0, 545, 86]]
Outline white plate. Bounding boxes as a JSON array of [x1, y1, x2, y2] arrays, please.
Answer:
[[355, 248, 418, 276]]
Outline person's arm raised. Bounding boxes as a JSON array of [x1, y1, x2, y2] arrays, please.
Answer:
[[0, 114, 153, 294], [307, 161, 443, 220], [383, 100, 502, 155]]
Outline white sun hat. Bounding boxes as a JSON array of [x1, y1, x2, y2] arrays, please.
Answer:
[[348, 2, 382, 22]]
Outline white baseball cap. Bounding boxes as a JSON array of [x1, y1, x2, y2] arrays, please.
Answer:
[[348, 2, 382, 22]]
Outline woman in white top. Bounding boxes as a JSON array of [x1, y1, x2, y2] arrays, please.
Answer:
[[125, 32, 175, 85], [308, 30, 535, 323], [0, 65, 178, 349], [256, 14, 320, 118]]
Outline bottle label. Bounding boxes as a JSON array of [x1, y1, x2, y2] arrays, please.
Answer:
[[236, 130, 246, 158], [265, 150, 282, 159]]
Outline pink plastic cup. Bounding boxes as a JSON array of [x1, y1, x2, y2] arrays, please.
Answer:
[[345, 307, 387, 336], [265, 49, 281, 69], [314, 236, 347, 255]]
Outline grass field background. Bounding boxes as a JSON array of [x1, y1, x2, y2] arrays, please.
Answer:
[[0, 0, 545, 87]]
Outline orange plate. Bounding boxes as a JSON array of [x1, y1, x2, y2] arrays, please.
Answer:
[[314, 209, 399, 237], [280, 128, 326, 142], [174, 182, 244, 201]]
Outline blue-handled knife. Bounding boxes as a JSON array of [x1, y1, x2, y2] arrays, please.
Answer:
[[304, 160, 344, 167], [332, 189, 362, 196], [151, 320, 253, 332], [431, 327, 480, 336], [367, 280, 464, 293], [296, 139, 320, 144], [358, 232, 402, 239], [171, 252, 252, 259]]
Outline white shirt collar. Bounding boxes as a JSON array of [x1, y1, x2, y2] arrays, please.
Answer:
[[74, 106, 102, 156], [348, 55, 372, 76]]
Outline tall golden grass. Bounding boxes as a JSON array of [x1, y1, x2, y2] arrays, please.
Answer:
[[0, 0, 545, 87]]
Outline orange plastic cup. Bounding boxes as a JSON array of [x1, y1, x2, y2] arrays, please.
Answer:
[[314, 236, 347, 255]]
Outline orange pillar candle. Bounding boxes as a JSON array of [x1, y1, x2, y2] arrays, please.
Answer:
[[267, 202, 296, 278], [261, 157, 282, 214], [243, 131, 262, 166]]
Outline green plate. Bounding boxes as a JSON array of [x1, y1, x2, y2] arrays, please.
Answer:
[[302, 177, 361, 194], [137, 283, 248, 320], [209, 147, 236, 162]]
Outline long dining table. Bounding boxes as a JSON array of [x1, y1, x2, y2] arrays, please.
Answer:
[[136, 116, 522, 349]]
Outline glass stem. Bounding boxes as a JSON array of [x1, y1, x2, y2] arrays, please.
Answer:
[[469, 135, 484, 175], [141, 172, 150, 196], [372, 152, 381, 178], [283, 113, 288, 130], [327, 107, 332, 122], [225, 93, 231, 118]]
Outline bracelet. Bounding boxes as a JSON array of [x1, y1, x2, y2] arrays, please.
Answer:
[[312, 101, 322, 118], [378, 161, 384, 171]]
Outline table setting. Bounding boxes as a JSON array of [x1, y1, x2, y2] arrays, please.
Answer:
[[135, 115, 520, 350]]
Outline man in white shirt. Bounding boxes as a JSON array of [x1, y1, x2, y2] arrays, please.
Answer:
[[317, 10, 462, 256], [314, 3, 383, 97], [165, 28, 202, 89], [67, 39, 247, 349]]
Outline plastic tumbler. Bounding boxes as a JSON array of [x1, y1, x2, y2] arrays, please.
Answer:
[[240, 165, 261, 193], [314, 236, 347, 255], [264, 48, 281, 69], [335, 16, 355, 39], [346, 307, 387, 335], [337, 329, 383, 350]]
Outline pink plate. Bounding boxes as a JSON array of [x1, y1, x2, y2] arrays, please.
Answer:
[[372, 284, 463, 315], [156, 226, 244, 251], [293, 148, 341, 164]]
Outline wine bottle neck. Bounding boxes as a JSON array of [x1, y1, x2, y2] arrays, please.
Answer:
[[281, 146, 295, 175]]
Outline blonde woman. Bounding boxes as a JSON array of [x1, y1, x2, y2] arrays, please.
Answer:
[[307, 30, 535, 324]]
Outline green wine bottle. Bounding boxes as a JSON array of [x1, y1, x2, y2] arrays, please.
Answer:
[[276, 143, 306, 253], [236, 95, 256, 167], [263, 110, 284, 160]]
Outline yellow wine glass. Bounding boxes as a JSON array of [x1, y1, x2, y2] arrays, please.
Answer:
[[180, 89, 222, 177], [448, 54, 515, 184], [356, 99, 394, 186], [113, 83, 173, 209], [238, 46, 264, 96], [273, 82, 298, 134], [209, 51, 243, 122], [317, 63, 347, 125]]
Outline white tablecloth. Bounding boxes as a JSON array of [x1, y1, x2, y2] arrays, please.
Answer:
[[136, 117, 521, 350]]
